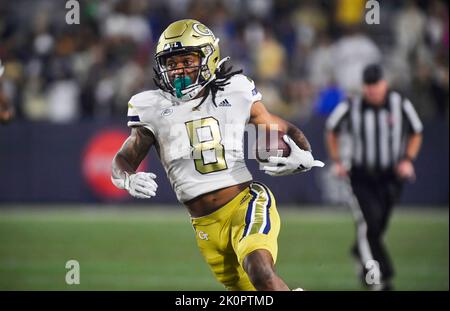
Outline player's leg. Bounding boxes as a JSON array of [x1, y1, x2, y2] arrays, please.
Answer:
[[352, 176, 400, 290], [375, 175, 403, 289], [190, 188, 257, 291], [349, 174, 385, 287], [243, 249, 289, 291], [381, 175, 403, 235], [231, 181, 290, 291]]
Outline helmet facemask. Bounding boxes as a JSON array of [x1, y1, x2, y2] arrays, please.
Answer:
[[155, 42, 217, 101]]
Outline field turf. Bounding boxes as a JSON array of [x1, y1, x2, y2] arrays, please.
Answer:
[[0, 206, 447, 291]]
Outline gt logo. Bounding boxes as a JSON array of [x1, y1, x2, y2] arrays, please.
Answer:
[[193, 23, 215, 39], [198, 230, 209, 241]]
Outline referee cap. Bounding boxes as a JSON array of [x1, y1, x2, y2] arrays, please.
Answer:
[[363, 63, 384, 85]]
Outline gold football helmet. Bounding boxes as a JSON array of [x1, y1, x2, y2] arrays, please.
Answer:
[[154, 19, 228, 101]]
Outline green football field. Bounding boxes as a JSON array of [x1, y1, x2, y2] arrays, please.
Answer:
[[0, 206, 447, 291]]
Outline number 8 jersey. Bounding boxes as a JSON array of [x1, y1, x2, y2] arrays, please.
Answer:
[[127, 74, 262, 203]]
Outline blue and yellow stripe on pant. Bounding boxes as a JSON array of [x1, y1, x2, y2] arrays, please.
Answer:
[[191, 182, 281, 291]]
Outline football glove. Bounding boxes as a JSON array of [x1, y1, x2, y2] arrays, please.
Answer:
[[124, 172, 158, 199], [262, 135, 324, 176]]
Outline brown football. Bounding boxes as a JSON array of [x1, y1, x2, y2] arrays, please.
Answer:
[[255, 129, 291, 163]]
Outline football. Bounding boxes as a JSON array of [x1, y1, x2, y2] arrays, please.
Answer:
[[255, 129, 291, 163]]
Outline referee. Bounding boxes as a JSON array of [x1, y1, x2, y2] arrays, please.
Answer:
[[325, 64, 423, 290]]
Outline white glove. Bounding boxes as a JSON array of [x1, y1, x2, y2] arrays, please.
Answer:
[[124, 172, 158, 199], [262, 135, 325, 176]]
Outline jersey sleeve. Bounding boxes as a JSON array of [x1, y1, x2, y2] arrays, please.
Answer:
[[326, 101, 350, 133], [402, 98, 423, 134], [228, 74, 262, 123], [126, 94, 157, 135], [248, 77, 262, 103]]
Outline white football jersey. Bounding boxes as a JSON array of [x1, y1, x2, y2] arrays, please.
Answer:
[[127, 74, 262, 203]]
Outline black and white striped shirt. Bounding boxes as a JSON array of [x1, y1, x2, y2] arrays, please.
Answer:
[[326, 90, 423, 172]]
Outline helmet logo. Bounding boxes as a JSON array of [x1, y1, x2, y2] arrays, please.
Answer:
[[192, 23, 215, 39]]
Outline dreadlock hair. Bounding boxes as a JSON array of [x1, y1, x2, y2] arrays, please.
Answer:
[[192, 64, 243, 110], [153, 64, 243, 111]]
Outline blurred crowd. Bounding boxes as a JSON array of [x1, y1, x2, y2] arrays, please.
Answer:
[[0, 0, 448, 123]]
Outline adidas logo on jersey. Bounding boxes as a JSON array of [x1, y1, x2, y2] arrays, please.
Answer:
[[218, 99, 231, 107]]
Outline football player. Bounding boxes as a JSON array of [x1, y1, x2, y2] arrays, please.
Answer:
[[111, 19, 324, 291]]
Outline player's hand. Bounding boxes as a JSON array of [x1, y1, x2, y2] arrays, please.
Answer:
[[125, 172, 158, 199], [332, 161, 348, 178], [396, 159, 416, 182], [262, 135, 325, 176]]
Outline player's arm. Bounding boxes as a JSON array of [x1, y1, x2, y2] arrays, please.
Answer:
[[404, 133, 422, 161], [325, 130, 339, 162], [111, 127, 158, 198], [396, 132, 422, 181], [396, 98, 424, 181], [249, 101, 311, 151], [249, 101, 324, 176], [325, 130, 348, 177], [324, 100, 350, 177]]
